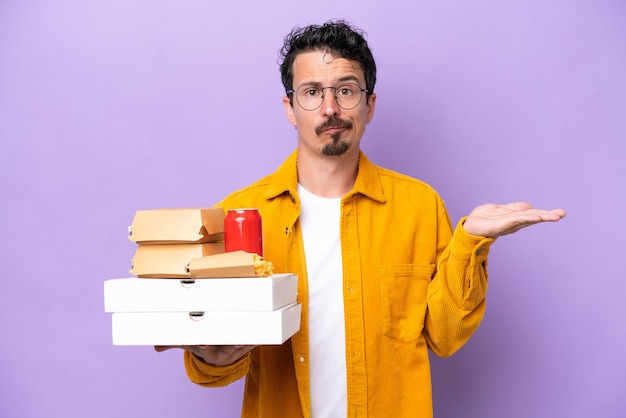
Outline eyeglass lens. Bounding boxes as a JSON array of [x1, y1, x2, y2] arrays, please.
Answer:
[[294, 83, 365, 111]]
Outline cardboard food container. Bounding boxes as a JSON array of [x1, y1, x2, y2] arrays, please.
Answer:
[[110, 303, 302, 346], [186, 250, 268, 278], [130, 242, 225, 278], [104, 274, 298, 312], [128, 208, 225, 244]]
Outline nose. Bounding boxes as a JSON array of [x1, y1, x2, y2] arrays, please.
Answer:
[[320, 87, 340, 116]]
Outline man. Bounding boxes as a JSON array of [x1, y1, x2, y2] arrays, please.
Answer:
[[156, 21, 565, 417]]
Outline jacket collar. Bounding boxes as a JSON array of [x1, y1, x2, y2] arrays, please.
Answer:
[[264, 149, 386, 204]]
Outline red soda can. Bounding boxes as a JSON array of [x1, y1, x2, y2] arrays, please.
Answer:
[[224, 208, 263, 256]]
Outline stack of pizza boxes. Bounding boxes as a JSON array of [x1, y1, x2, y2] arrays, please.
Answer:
[[103, 208, 301, 346]]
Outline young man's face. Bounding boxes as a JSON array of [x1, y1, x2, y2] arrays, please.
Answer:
[[283, 50, 376, 158]]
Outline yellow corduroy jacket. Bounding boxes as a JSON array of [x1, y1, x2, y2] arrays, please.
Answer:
[[184, 150, 494, 418]]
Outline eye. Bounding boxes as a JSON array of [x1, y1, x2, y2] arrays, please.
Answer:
[[337, 85, 356, 97], [303, 87, 321, 97]]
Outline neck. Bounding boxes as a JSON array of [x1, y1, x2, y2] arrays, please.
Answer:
[[297, 147, 359, 199]]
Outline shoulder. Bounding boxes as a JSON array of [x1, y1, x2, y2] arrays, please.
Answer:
[[370, 163, 443, 206], [356, 152, 442, 204], [376, 165, 438, 192], [216, 173, 274, 209]]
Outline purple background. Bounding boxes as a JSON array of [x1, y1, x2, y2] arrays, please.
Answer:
[[1, 1, 624, 417]]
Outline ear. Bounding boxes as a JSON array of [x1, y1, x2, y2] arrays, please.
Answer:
[[365, 93, 377, 124], [283, 96, 297, 127]]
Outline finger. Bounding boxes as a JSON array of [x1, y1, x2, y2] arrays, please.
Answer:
[[501, 202, 533, 211], [238, 345, 258, 355], [523, 208, 567, 222], [546, 208, 567, 219], [154, 345, 185, 352]]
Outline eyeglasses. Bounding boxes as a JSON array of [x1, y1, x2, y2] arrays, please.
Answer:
[[287, 83, 369, 111]]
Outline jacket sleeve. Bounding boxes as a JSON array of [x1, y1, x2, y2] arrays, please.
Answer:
[[423, 216, 495, 357], [184, 350, 250, 387]]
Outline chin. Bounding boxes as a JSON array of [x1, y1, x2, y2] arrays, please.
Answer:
[[321, 143, 350, 156]]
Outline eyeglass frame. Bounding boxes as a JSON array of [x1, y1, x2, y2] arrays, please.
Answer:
[[286, 83, 370, 111]]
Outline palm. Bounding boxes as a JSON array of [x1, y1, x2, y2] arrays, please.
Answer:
[[463, 202, 566, 238]]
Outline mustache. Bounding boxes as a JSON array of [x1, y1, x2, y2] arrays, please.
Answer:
[[315, 116, 353, 136]]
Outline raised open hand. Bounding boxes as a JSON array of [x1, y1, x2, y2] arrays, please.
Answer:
[[462, 202, 566, 239]]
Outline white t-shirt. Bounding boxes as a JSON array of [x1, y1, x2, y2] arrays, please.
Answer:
[[297, 184, 347, 418]]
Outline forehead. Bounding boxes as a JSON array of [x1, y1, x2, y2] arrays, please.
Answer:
[[291, 50, 365, 86]]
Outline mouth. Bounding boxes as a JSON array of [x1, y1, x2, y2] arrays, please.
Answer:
[[322, 126, 345, 134]]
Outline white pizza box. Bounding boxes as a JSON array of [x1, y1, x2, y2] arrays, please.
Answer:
[[104, 273, 298, 313], [111, 302, 301, 345]]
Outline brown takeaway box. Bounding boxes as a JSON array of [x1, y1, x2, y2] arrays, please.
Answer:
[[186, 250, 261, 278], [130, 242, 225, 278], [128, 208, 225, 244]]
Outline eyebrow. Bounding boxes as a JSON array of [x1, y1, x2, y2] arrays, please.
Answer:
[[296, 75, 363, 89]]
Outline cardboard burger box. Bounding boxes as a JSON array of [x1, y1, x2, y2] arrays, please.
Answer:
[[128, 208, 225, 244], [130, 242, 225, 278], [104, 274, 300, 345]]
